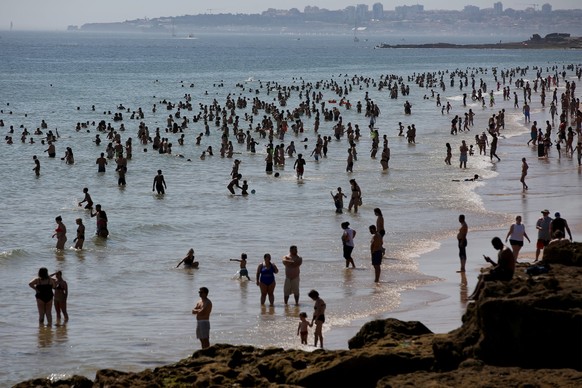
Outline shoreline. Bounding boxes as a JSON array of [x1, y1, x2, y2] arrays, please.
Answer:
[[328, 88, 581, 347], [384, 104, 581, 336]]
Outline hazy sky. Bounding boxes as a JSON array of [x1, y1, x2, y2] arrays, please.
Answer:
[[1, 1, 580, 30]]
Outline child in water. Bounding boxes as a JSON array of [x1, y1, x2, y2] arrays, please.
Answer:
[[297, 312, 312, 345], [230, 253, 251, 280]]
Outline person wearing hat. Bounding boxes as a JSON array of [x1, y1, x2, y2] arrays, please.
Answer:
[[550, 212, 572, 241], [341, 222, 356, 268], [535, 210, 553, 261]]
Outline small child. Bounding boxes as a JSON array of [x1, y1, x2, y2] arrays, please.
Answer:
[[297, 312, 312, 345], [230, 253, 251, 280], [469, 145, 474, 156], [241, 180, 249, 196]]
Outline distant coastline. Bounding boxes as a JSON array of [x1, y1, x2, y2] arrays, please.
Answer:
[[378, 33, 582, 49]]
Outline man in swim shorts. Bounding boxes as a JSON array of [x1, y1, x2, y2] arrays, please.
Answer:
[[282, 245, 303, 305], [192, 287, 212, 349], [369, 225, 383, 283]]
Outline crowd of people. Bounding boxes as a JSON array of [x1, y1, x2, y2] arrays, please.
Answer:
[[11, 61, 580, 352]]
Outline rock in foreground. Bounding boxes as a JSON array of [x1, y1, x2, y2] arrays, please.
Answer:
[[14, 242, 582, 387]]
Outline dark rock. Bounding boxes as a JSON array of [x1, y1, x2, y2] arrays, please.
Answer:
[[348, 318, 433, 349]]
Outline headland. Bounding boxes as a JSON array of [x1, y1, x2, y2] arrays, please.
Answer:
[[378, 33, 582, 49]]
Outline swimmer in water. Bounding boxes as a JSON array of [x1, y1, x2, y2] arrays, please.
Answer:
[[176, 248, 199, 268]]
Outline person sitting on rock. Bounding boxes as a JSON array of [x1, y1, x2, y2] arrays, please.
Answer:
[[469, 237, 515, 300]]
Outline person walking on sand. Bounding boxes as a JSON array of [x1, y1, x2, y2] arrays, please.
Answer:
[[369, 225, 384, 283], [520, 158, 529, 190], [535, 210, 552, 262], [230, 253, 251, 280], [308, 289, 326, 348], [153, 169, 167, 194], [192, 287, 212, 349], [457, 214, 468, 272], [282, 245, 303, 305], [73, 218, 85, 250], [52, 216, 67, 250], [341, 222, 356, 268], [51, 270, 68, 322], [505, 215, 530, 262], [29, 267, 56, 326]]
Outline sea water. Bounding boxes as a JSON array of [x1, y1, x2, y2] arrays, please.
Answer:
[[0, 31, 580, 385]]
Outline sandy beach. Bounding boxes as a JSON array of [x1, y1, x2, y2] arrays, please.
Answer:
[[326, 96, 582, 348]]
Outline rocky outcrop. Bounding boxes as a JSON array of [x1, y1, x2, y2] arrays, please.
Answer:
[[14, 242, 582, 387], [432, 241, 582, 372]]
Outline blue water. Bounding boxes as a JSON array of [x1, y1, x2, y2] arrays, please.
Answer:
[[0, 31, 580, 386]]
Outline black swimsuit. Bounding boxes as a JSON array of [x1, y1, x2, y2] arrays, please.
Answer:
[[35, 280, 53, 303]]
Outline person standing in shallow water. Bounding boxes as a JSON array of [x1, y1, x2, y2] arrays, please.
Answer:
[[331, 187, 346, 213], [73, 218, 85, 250], [153, 169, 167, 194], [52, 216, 67, 250], [256, 253, 279, 306], [282, 245, 303, 305], [457, 214, 468, 272], [91, 204, 109, 238], [29, 267, 56, 325], [308, 289, 326, 348], [341, 222, 356, 268], [192, 287, 212, 349], [32, 155, 40, 176], [348, 179, 362, 213], [51, 270, 69, 322], [369, 225, 383, 283], [294, 154, 306, 179], [459, 140, 468, 169]]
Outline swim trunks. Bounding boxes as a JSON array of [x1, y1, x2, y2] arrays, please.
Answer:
[[284, 277, 300, 296], [371, 250, 383, 266], [196, 320, 210, 339]]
